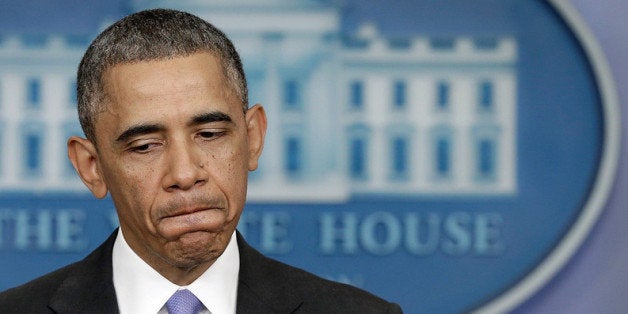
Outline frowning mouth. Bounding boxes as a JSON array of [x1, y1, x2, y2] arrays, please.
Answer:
[[155, 194, 228, 227], [160, 206, 222, 220]]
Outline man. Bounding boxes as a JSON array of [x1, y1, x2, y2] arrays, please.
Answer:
[[0, 9, 402, 314]]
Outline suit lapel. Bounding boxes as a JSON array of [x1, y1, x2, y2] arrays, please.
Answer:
[[45, 230, 302, 313], [235, 232, 304, 313], [48, 231, 119, 313]]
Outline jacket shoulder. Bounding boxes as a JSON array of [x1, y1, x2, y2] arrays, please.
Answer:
[[261, 257, 401, 313], [0, 231, 118, 313], [237, 233, 402, 313], [0, 260, 83, 311]]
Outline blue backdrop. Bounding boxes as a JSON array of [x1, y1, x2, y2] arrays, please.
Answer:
[[0, 0, 625, 312]]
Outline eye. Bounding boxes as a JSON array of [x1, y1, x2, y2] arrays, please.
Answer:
[[128, 141, 160, 153], [197, 130, 225, 140]]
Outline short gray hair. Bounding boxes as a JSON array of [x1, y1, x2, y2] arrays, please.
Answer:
[[77, 8, 248, 143]]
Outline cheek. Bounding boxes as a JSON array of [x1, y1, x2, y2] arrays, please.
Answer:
[[213, 153, 247, 194], [208, 142, 249, 214], [110, 164, 151, 195], [207, 136, 250, 175], [103, 161, 159, 218]]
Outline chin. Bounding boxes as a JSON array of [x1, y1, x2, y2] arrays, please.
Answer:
[[171, 231, 225, 266]]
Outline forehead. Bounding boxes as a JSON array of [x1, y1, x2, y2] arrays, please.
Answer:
[[104, 52, 227, 96], [106, 52, 238, 108], [95, 52, 242, 137]]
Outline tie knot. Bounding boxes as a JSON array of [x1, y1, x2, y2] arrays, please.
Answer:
[[166, 289, 204, 314]]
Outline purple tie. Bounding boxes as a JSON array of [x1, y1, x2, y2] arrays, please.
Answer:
[[166, 289, 204, 314]]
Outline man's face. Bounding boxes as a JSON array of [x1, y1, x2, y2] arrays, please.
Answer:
[[70, 52, 265, 283]]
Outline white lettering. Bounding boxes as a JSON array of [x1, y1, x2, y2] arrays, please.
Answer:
[[56, 210, 87, 251], [261, 212, 292, 254], [405, 212, 440, 256], [360, 212, 402, 255], [474, 213, 504, 255], [15, 210, 53, 250], [318, 211, 504, 257], [442, 212, 471, 256], [238, 211, 293, 254], [0, 208, 89, 252], [319, 213, 359, 254]]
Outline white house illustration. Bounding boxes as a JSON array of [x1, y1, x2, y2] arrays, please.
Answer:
[[0, 0, 517, 202]]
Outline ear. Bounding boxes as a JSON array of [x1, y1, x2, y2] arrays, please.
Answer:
[[67, 136, 108, 199], [244, 104, 267, 171]]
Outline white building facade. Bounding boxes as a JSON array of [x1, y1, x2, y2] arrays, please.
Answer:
[[0, 0, 518, 200], [340, 24, 517, 196], [0, 35, 85, 191]]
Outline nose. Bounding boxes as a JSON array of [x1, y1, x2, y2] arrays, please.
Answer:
[[162, 139, 208, 191]]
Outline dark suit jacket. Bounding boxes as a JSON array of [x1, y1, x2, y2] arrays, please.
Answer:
[[0, 230, 402, 313]]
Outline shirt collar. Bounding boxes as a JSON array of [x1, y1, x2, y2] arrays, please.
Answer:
[[112, 229, 240, 314]]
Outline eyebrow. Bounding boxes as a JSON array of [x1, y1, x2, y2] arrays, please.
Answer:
[[189, 111, 233, 126], [115, 123, 165, 143], [115, 111, 234, 143]]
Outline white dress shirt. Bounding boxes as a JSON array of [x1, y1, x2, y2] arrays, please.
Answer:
[[112, 229, 240, 314]]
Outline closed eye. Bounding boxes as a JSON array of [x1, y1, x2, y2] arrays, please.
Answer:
[[198, 130, 225, 140], [128, 141, 161, 153]]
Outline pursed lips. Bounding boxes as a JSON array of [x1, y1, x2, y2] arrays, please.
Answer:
[[160, 206, 221, 220], [157, 195, 226, 220]]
